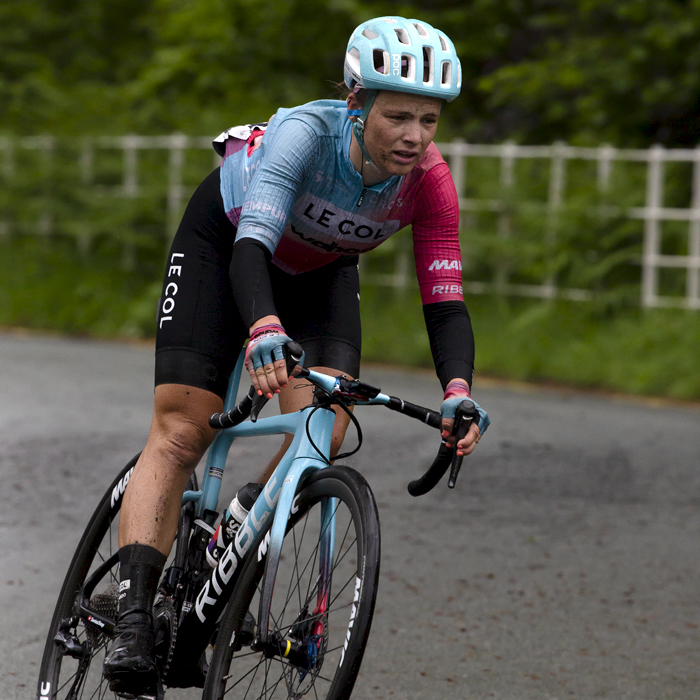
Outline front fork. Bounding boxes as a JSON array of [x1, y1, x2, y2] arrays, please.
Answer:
[[252, 493, 336, 673]]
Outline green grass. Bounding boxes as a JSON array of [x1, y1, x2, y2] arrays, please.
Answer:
[[2, 238, 699, 401], [361, 287, 700, 402], [0, 238, 162, 338]]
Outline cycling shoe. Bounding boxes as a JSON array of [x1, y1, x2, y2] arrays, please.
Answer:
[[103, 611, 159, 698]]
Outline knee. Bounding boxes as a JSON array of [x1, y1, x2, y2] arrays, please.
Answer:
[[149, 413, 213, 474]]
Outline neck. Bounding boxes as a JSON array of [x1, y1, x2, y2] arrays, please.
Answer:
[[349, 128, 387, 187]]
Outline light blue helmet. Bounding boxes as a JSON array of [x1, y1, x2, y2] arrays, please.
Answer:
[[344, 16, 462, 102]]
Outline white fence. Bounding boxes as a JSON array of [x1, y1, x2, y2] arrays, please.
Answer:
[[442, 140, 700, 310], [1, 135, 699, 309]]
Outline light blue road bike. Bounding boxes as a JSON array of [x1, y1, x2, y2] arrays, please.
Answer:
[[38, 342, 477, 700]]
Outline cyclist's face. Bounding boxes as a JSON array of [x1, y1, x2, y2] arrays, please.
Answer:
[[349, 90, 442, 183]]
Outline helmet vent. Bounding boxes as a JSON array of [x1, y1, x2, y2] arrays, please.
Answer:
[[394, 28, 411, 45], [422, 46, 434, 84], [439, 35, 448, 52], [401, 54, 415, 80], [362, 29, 378, 40], [346, 47, 362, 79], [441, 61, 452, 87], [413, 22, 429, 38], [373, 49, 389, 75]]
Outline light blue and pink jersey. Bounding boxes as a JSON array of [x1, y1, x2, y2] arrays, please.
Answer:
[[214, 99, 463, 305]]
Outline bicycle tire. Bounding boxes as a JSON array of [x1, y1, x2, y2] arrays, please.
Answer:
[[203, 465, 381, 700], [36, 454, 199, 700]]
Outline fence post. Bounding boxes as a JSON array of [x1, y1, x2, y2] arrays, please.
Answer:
[[543, 141, 567, 299], [75, 138, 95, 256], [0, 136, 14, 239], [122, 135, 139, 198], [449, 138, 466, 248], [167, 134, 188, 251], [23, 136, 56, 239], [596, 144, 615, 191], [120, 135, 141, 269], [688, 146, 700, 309], [641, 145, 664, 308], [449, 137, 466, 199], [495, 141, 516, 294]]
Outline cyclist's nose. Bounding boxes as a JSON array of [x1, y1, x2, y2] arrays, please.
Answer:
[[401, 120, 422, 145]]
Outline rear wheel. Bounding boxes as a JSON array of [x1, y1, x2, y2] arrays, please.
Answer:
[[204, 466, 381, 700], [36, 454, 200, 699]]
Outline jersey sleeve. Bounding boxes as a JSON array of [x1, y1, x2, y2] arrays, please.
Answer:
[[410, 161, 475, 387], [411, 162, 464, 305], [236, 117, 320, 253]]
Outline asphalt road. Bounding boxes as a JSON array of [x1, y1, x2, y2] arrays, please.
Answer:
[[1, 331, 698, 699]]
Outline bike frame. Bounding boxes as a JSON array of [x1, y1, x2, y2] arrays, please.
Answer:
[[170, 349, 391, 663]]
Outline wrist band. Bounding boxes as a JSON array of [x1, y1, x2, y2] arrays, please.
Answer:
[[443, 379, 471, 401], [249, 323, 285, 344]]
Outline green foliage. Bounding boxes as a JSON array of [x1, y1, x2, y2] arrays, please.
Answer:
[[0, 237, 159, 336], [4, 0, 700, 145], [3, 2, 700, 399], [454, 154, 647, 311], [2, 230, 698, 400], [468, 0, 700, 145], [361, 287, 700, 401]]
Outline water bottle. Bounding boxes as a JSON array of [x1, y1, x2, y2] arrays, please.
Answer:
[[206, 482, 263, 568]]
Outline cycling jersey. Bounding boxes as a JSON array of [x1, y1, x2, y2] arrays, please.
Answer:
[[214, 100, 464, 306]]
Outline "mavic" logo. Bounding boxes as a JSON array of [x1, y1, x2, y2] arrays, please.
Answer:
[[111, 467, 135, 509], [428, 259, 462, 271]]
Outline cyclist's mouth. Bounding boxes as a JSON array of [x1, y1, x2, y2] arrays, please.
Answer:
[[392, 150, 419, 165]]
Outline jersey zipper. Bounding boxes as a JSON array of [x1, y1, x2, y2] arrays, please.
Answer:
[[356, 188, 367, 208]]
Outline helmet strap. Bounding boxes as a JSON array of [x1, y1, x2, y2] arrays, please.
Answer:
[[351, 89, 380, 170]]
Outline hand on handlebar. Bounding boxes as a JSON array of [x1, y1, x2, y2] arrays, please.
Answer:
[[441, 381, 491, 457], [244, 322, 302, 398]]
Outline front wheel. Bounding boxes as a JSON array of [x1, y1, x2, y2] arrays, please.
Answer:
[[204, 466, 381, 700]]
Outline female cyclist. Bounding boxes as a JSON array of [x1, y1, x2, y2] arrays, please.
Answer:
[[103, 15, 490, 698]]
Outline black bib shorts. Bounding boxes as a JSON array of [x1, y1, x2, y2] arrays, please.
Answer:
[[154, 168, 362, 399]]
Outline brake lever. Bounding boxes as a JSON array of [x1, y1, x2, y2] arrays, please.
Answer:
[[447, 400, 478, 489]]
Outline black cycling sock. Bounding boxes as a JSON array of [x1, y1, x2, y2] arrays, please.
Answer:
[[117, 544, 167, 617]]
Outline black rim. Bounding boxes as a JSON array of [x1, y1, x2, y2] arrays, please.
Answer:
[[206, 467, 380, 700]]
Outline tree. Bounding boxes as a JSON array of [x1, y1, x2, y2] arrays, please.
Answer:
[[4, 0, 700, 146]]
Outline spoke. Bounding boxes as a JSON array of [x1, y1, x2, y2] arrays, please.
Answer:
[[289, 512, 311, 621], [222, 657, 263, 698], [272, 514, 323, 634], [219, 483, 372, 700], [280, 498, 344, 620], [56, 673, 79, 696], [327, 564, 357, 611], [333, 512, 353, 562]]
